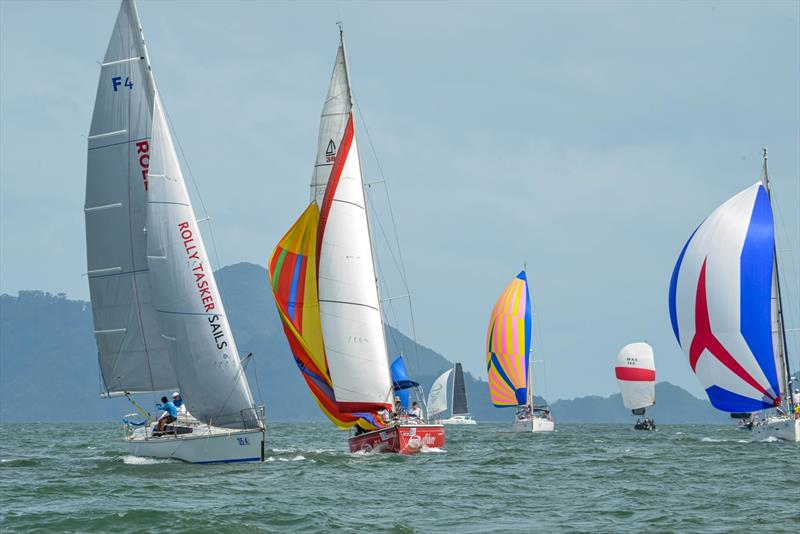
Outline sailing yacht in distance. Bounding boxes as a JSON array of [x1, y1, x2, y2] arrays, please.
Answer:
[[269, 28, 444, 454], [487, 270, 554, 433], [668, 149, 798, 442], [615, 343, 656, 430], [85, 0, 264, 463], [428, 364, 478, 425]]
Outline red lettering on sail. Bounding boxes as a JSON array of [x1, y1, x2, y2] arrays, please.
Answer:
[[178, 221, 216, 312], [135, 141, 150, 190]]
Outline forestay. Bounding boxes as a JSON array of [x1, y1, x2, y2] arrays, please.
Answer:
[[615, 343, 656, 411], [313, 41, 393, 413], [85, 0, 176, 394], [427, 369, 453, 418], [486, 271, 532, 407], [668, 182, 782, 412], [146, 95, 256, 429]]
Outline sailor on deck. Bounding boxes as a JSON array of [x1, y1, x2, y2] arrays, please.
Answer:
[[409, 402, 422, 419], [155, 396, 178, 432], [172, 391, 185, 415]]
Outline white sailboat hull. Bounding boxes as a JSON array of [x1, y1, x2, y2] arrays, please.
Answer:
[[512, 416, 555, 433], [440, 415, 477, 425], [126, 425, 265, 464], [752, 416, 800, 442]]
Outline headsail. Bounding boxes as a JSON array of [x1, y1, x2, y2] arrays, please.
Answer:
[[85, 0, 176, 394], [146, 94, 256, 429], [313, 40, 393, 413], [427, 368, 453, 418], [486, 271, 532, 407], [615, 343, 656, 411], [668, 182, 782, 412], [452, 363, 469, 416]]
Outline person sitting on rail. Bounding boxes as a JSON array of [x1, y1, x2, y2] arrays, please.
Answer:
[[155, 396, 178, 433]]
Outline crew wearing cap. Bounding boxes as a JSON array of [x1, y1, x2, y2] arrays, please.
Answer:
[[172, 391, 185, 415]]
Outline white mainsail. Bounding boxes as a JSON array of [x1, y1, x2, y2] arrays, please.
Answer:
[[615, 342, 656, 411], [313, 38, 393, 411], [85, 0, 176, 394], [427, 369, 453, 418], [146, 94, 256, 429]]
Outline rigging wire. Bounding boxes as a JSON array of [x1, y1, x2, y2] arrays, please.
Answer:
[[354, 101, 422, 376]]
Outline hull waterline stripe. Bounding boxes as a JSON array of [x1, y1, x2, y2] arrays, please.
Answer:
[[192, 457, 261, 464]]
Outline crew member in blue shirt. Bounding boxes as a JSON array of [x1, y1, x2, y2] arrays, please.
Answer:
[[155, 396, 178, 432]]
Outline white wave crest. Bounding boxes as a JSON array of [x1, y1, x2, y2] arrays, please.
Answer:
[[121, 455, 173, 465]]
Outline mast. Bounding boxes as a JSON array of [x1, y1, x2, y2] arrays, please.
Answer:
[[525, 265, 534, 409], [340, 26, 395, 396], [760, 147, 794, 412]]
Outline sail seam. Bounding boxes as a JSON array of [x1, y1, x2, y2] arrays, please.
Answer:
[[319, 299, 379, 312], [88, 136, 151, 151]]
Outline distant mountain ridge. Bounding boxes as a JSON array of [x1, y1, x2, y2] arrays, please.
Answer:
[[1, 262, 728, 424]]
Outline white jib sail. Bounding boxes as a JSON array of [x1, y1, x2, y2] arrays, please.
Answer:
[[315, 40, 394, 410], [145, 93, 256, 429], [615, 342, 656, 411], [85, 0, 176, 394], [427, 368, 453, 418]]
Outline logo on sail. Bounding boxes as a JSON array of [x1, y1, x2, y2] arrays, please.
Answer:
[[325, 139, 336, 163], [135, 140, 150, 190]]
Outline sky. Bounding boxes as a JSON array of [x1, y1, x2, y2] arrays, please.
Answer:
[[1, 0, 799, 401]]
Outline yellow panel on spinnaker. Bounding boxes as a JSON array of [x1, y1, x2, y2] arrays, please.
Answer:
[[269, 203, 382, 430], [486, 271, 532, 407]]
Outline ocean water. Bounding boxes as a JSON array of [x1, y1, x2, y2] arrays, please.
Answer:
[[1, 422, 797, 533]]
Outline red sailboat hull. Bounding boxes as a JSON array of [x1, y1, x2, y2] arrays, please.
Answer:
[[348, 424, 445, 454]]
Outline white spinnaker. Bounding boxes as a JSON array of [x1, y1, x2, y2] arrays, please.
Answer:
[[427, 369, 453, 417], [310, 45, 349, 205], [145, 95, 256, 429], [85, 0, 176, 394], [615, 343, 656, 411]]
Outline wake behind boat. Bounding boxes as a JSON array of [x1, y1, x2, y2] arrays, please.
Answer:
[[85, 0, 264, 463], [669, 149, 798, 442], [615, 342, 656, 431], [268, 28, 443, 455], [487, 270, 554, 433]]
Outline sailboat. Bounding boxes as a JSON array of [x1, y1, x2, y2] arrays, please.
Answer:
[[487, 270, 554, 432], [85, 0, 265, 463], [615, 343, 656, 430], [669, 149, 798, 442], [428, 364, 477, 424], [268, 29, 444, 454]]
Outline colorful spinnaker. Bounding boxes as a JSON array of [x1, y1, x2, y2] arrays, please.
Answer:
[[668, 182, 786, 413], [269, 29, 392, 431], [615, 343, 656, 412], [486, 271, 532, 407]]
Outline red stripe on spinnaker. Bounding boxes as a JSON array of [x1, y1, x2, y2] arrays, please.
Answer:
[[316, 113, 355, 267], [336, 400, 393, 413], [615, 367, 655, 382], [689, 258, 777, 404]]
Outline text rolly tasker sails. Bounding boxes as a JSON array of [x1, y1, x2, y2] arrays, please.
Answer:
[[86, 0, 256, 429], [615, 342, 656, 411], [486, 271, 532, 407], [668, 182, 783, 412]]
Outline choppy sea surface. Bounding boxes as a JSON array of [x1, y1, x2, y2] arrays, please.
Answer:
[[1, 422, 798, 532]]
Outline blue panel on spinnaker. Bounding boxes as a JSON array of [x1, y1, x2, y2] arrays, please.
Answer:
[[739, 186, 780, 398], [706, 385, 775, 413]]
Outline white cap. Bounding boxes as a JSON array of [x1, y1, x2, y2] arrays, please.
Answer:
[[172, 392, 180, 398]]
